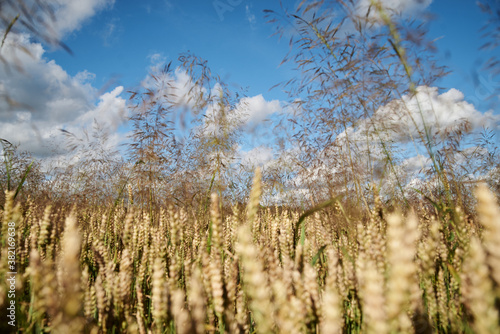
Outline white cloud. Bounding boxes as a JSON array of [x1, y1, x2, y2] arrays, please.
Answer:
[[199, 93, 283, 142], [72, 86, 126, 131], [0, 0, 114, 44], [50, 0, 115, 37], [0, 33, 127, 157], [380, 86, 498, 141], [288, 0, 432, 37], [400, 154, 429, 173], [147, 53, 167, 72], [140, 59, 208, 111], [140, 55, 285, 134], [355, 0, 432, 19], [187, 91, 282, 141], [341, 86, 500, 148], [237, 94, 282, 125], [102, 18, 121, 46], [240, 146, 274, 169], [246, 5, 257, 26], [294, 85, 500, 201]]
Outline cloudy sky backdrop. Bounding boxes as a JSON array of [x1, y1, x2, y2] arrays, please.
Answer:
[[0, 0, 498, 172]]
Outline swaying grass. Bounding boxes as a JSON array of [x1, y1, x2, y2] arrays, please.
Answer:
[[0, 170, 499, 333], [0, 1, 499, 333]]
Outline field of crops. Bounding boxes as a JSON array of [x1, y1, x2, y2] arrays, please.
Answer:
[[1, 1, 500, 333], [0, 168, 499, 333]]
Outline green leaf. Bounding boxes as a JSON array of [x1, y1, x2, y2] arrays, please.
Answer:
[[311, 245, 327, 266], [1, 14, 20, 49], [13, 161, 33, 200], [293, 195, 342, 251]]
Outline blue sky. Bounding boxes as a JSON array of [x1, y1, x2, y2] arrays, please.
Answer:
[[427, 0, 500, 111], [0, 0, 499, 167], [47, 0, 498, 108], [49, 0, 294, 101]]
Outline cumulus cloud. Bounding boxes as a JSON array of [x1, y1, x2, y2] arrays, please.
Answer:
[[237, 94, 282, 125], [193, 90, 283, 139], [400, 86, 496, 137], [297, 0, 433, 37], [341, 86, 500, 147], [46, 0, 115, 37], [140, 58, 208, 111], [141, 54, 285, 136], [71, 86, 126, 131], [0, 33, 126, 157], [239, 146, 274, 169], [0, 0, 114, 46], [296, 85, 500, 201], [355, 0, 432, 19]]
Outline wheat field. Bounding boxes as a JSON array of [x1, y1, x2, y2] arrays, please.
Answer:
[[0, 168, 499, 333], [1, 1, 500, 333]]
